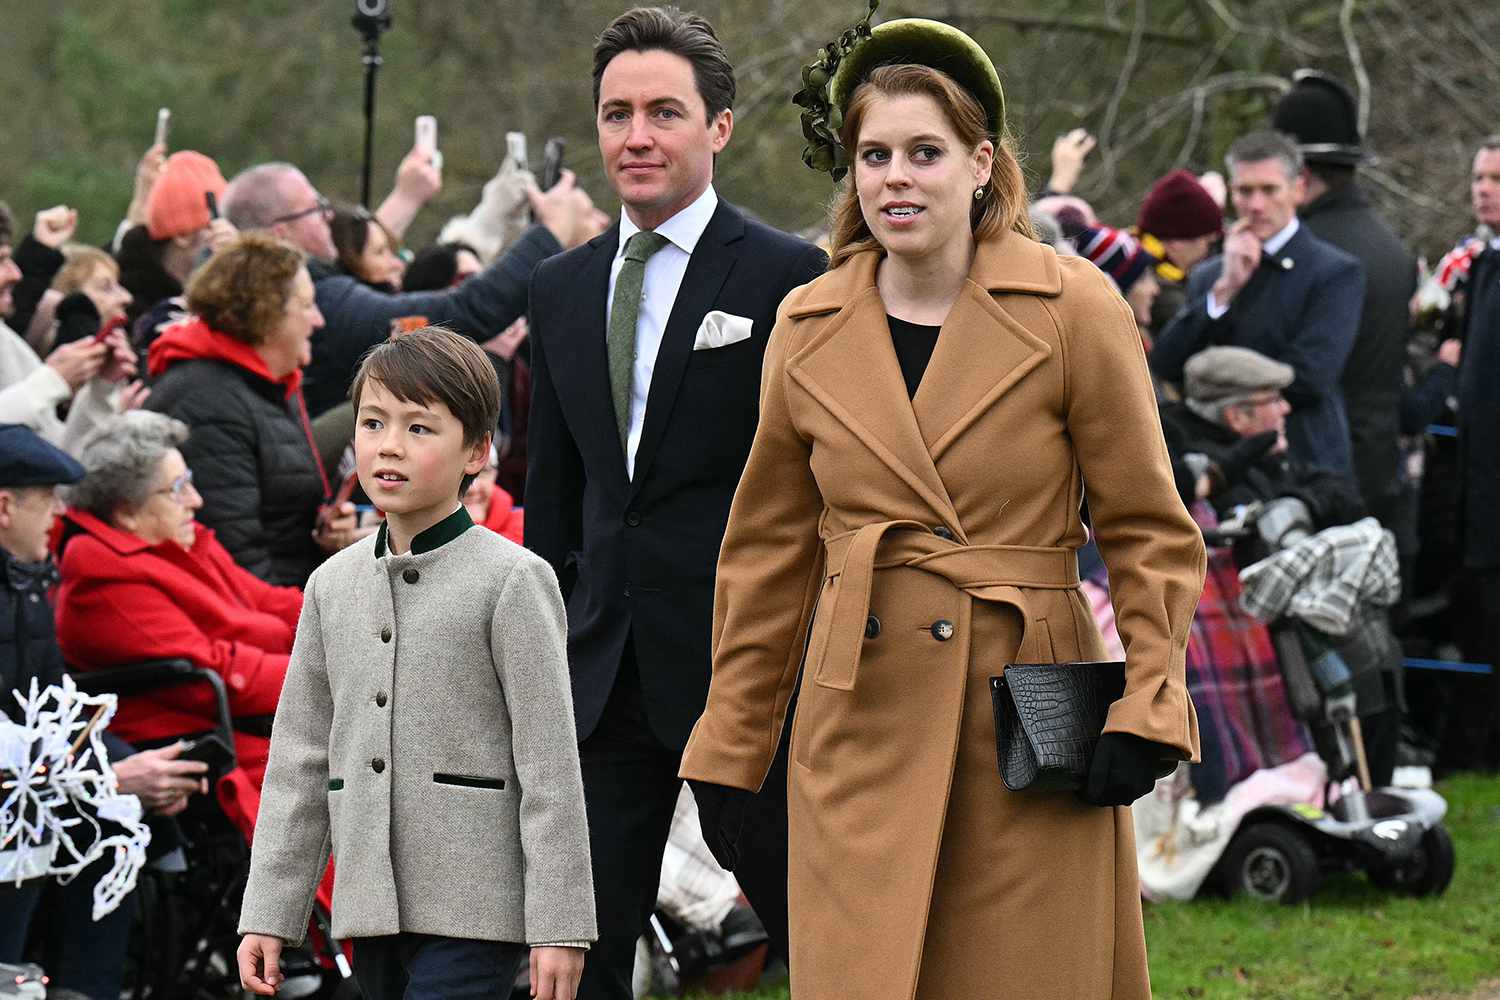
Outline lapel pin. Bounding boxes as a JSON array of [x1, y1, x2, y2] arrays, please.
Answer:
[[1280, 257, 1294, 271]]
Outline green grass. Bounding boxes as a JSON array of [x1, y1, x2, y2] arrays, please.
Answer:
[[675, 773, 1500, 1000]]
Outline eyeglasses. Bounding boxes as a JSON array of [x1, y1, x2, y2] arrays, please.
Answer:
[[155, 469, 195, 502], [1237, 392, 1286, 411], [269, 195, 333, 227]]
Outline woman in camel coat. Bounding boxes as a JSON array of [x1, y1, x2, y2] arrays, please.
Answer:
[[680, 18, 1205, 1000]]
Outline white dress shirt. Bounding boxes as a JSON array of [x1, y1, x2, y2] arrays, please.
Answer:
[[1207, 216, 1301, 319], [606, 184, 720, 478]]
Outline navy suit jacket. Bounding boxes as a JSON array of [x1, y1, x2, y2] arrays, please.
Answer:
[[1459, 246, 1500, 567], [525, 199, 826, 749], [1150, 225, 1366, 477]]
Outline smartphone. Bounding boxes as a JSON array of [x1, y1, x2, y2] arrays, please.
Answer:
[[180, 733, 235, 777], [505, 131, 529, 173], [540, 137, 566, 190], [154, 107, 171, 149], [92, 314, 127, 344], [205, 191, 219, 221], [415, 115, 438, 154]]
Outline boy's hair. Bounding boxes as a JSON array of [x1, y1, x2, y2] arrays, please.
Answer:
[[350, 327, 500, 449]]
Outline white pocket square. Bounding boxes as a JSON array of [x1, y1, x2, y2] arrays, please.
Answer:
[[693, 310, 754, 350]]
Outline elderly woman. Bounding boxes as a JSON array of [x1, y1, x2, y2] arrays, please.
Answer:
[[54, 411, 302, 792], [145, 232, 358, 586], [680, 16, 1204, 1000]]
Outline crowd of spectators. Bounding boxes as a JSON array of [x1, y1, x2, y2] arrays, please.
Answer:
[[1, 61, 1497, 999]]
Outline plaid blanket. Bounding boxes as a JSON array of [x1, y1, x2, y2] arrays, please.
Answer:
[[1239, 517, 1399, 635], [1086, 503, 1310, 802]]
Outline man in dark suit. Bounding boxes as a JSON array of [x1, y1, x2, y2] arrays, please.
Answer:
[[1151, 130, 1366, 478], [524, 8, 825, 998], [1273, 70, 1415, 528]]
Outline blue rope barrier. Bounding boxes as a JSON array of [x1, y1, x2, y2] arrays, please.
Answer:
[[1426, 424, 1458, 438], [1402, 657, 1493, 675]]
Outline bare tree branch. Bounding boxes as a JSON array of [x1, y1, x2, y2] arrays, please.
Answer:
[[1339, 0, 1371, 134], [963, 10, 1196, 46]]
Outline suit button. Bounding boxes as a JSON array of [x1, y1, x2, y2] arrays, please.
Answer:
[[403, 568, 420, 584], [625, 511, 641, 527], [375, 691, 388, 708], [930, 619, 955, 641], [932, 526, 954, 540], [381, 626, 392, 643], [371, 757, 386, 774], [864, 615, 881, 639]]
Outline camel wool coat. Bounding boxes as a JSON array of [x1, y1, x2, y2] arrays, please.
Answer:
[[680, 232, 1206, 1000]]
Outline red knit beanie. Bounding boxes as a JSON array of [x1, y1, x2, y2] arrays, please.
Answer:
[[146, 151, 228, 240], [1136, 170, 1222, 240]]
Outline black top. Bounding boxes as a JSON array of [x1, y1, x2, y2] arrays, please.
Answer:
[[888, 315, 942, 399]]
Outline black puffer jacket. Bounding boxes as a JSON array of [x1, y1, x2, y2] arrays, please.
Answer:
[[145, 317, 329, 587], [1, 550, 65, 715]]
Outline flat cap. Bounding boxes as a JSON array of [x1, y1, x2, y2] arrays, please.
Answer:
[[1183, 347, 1293, 405], [0, 424, 86, 487]]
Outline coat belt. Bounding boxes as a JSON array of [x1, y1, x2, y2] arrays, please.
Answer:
[[816, 520, 1081, 691]]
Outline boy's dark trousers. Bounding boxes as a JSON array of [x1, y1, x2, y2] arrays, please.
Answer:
[[353, 933, 527, 1000]]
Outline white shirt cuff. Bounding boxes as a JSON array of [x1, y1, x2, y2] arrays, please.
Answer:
[[1205, 291, 1230, 320]]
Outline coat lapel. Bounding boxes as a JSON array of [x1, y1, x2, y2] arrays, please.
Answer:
[[628, 202, 741, 495], [559, 227, 627, 473], [786, 233, 1062, 527]]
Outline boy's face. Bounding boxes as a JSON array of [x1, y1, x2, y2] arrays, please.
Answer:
[[355, 380, 489, 519]]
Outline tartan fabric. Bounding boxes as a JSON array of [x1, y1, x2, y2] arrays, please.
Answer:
[[657, 783, 741, 931], [1239, 517, 1399, 635], [1085, 503, 1310, 802]]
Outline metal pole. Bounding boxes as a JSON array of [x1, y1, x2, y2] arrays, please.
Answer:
[[360, 36, 382, 208]]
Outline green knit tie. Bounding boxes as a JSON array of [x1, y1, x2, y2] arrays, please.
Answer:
[[608, 230, 671, 449]]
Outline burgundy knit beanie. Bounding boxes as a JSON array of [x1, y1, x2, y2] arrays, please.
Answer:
[[1137, 170, 1222, 240]]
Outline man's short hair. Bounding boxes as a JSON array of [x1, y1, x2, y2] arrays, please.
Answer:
[[1479, 135, 1500, 155], [1225, 130, 1303, 181], [350, 327, 500, 450], [0, 201, 14, 250], [222, 163, 300, 231], [592, 6, 735, 123]]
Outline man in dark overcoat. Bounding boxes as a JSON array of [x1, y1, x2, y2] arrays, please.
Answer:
[[1272, 70, 1415, 528], [1151, 130, 1365, 479]]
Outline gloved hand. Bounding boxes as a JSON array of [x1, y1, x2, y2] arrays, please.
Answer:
[[688, 778, 752, 872], [1212, 430, 1280, 486], [53, 291, 104, 348], [1080, 732, 1177, 807]]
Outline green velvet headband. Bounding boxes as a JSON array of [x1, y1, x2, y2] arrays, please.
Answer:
[[793, 2, 1006, 182]]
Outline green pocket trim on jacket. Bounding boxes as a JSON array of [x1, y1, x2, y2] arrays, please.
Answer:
[[328, 778, 344, 791], [432, 772, 506, 790]]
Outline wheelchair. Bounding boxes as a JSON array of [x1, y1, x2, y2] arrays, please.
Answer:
[[70, 660, 354, 1000]]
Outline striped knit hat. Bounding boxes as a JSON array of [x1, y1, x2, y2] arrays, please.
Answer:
[[1076, 224, 1158, 294]]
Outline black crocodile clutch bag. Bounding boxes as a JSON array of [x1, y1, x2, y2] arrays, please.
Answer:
[[990, 661, 1126, 792]]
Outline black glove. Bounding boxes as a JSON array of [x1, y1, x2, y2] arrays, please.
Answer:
[[688, 778, 751, 872], [1212, 430, 1280, 486], [53, 291, 104, 347], [1080, 732, 1177, 807]]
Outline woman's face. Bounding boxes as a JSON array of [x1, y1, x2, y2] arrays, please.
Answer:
[[80, 262, 133, 324], [453, 249, 483, 285], [853, 93, 993, 262], [358, 221, 405, 288], [117, 449, 202, 548], [461, 462, 498, 520], [262, 268, 323, 377]]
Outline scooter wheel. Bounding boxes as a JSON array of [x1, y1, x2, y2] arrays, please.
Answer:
[[1369, 824, 1455, 896], [1223, 822, 1322, 904]]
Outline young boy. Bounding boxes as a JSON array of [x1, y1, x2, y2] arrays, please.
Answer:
[[236, 329, 594, 1000]]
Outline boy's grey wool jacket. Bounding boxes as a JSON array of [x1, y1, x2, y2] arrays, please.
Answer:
[[238, 510, 596, 945]]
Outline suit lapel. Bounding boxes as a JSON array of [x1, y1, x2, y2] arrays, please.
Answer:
[[557, 228, 626, 472], [628, 202, 741, 495]]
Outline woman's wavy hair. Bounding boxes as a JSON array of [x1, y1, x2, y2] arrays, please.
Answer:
[[827, 64, 1032, 268], [184, 232, 304, 345]]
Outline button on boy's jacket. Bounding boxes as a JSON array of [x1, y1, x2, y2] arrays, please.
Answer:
[[238, 518, 596, 945]]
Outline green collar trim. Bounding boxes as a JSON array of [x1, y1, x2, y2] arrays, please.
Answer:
[[373, 505, 474, 558]]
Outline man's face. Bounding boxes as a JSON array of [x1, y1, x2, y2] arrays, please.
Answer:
[[1229, 158, 1304, 242], [597, 49, 731, 230], [0, 485, 64, 564], [1161, 234, 1216, 272], [1223, 390, 1291, 453], [272, 171, 337, 261], [0, 244, 21, 319], [1472, 148, 1500, 229]]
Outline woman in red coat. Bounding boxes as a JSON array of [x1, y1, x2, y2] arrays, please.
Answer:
[[54, 411, 301, 793]]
